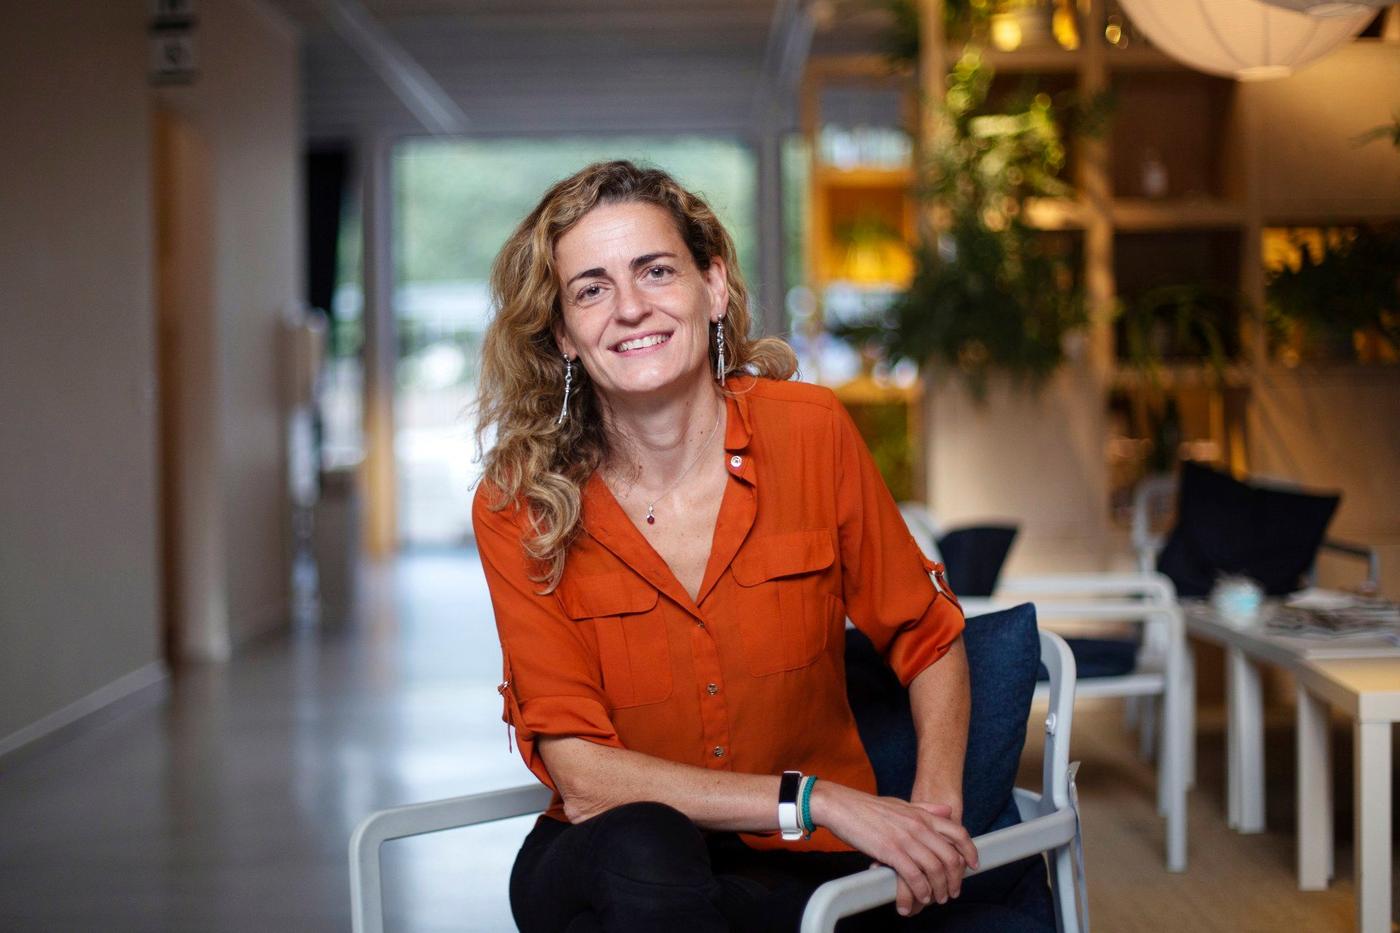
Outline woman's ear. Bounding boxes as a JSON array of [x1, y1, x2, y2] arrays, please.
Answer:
[[704, 257, 729, 323], [551, 321, 577, 361]]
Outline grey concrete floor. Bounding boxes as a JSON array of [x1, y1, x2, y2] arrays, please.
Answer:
[[0, 550, 532, 933]]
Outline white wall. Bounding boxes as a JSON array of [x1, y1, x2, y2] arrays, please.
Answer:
[[155, 0, 302, 652], [1252, 41, 1400, 222], [1249, 367, 1400, 598], [0, 0, 302, 750], [0, 1, 162, 742], [924, 367, 1113, 575]]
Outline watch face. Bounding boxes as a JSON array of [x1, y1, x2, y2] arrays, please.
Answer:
[[779, 770, 801, 802]]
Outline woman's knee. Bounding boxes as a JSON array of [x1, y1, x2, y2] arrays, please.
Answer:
[[585, 801, 710, 885]]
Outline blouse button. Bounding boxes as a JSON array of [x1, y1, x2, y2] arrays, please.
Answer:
[[729, 455, 742, 469], [706, 683, 719, 696], [712, 746, 725, 758]]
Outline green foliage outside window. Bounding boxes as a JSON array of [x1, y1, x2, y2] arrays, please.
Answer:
[[394, 137, 758, 288]]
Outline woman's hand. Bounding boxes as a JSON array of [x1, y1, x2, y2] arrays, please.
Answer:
[[810, 781, 979, 918]]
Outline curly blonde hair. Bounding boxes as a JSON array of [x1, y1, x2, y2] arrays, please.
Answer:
[[476, 160, 796, 590]]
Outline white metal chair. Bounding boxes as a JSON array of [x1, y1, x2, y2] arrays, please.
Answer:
[[349, 629, 1087, 933], [899, 502, 1189, 874], [1131, 471, 1381, 593], [1129, 470, 1379, 836]]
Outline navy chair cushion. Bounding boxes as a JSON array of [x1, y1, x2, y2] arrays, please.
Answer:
[[844, 602, 1039, 837], [1038, 637, 1138, 681], [844, 603, 1050, 928], [1157, 460, 1340, 597], [936, 525, 1019, 598]]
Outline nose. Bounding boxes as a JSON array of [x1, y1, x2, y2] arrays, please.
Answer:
[[613, 278, 650, 325]]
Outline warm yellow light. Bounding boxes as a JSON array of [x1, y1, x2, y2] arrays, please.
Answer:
[[990, 13, 1023, 51], [1104, 19, 1124, 46], [1053, 3, 1080, 50], [841, 241, 913, 287]]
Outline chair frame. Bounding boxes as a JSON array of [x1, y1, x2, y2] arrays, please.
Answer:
[[1131, 471, 1381, 592], [968, 575, 1190, 874], [898, 502, 1189, 873], [349, 630, 1087, 933]]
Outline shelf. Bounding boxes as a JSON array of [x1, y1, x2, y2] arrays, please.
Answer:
[[947, 43, 1079, 73], [1104, 47, 1189, 72], [1024, 197, 1084, 230], [813, 165, 915, 188], [1111, 364, 1253, 390], [1111, 199, 1247, 231], [943, 43, 1188, 75]]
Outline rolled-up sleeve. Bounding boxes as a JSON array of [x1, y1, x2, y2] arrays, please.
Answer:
[[472, 486, 625, 791], [832, 402, 965, 686]]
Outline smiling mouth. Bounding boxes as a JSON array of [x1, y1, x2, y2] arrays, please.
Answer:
[[613, 333, 671, 353]]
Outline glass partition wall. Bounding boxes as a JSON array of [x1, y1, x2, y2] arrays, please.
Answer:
[[390, 137, 757, 547]]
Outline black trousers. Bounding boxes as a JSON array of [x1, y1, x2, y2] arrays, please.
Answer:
[[508, 802, 1053, 933]]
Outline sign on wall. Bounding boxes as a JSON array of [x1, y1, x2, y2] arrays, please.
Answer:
[[149, 0, 198, 86]]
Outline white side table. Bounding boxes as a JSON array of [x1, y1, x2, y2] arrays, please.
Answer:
[[1294, 658, 1400, 933], [1184, 603, 1400, 933]]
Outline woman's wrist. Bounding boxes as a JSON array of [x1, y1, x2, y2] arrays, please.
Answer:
[[912, 781, 963, 822], [806, 777, 841, 831]]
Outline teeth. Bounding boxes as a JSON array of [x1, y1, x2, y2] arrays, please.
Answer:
[[617, 334, 668, 352]]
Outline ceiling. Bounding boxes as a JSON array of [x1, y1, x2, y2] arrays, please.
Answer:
[[266, 0, 891, 141]]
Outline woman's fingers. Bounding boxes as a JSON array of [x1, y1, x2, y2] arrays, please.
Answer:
[[894, 875, 915, 917], [918, 811, 980, 871], [812, 783, 976, 912]]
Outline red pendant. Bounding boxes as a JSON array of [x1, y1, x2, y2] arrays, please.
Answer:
[[646, 515, 655, 525]]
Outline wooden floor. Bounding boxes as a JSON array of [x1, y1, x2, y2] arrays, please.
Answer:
[[0, 549, 1395, 931], [1022, 701, 1398, 933]]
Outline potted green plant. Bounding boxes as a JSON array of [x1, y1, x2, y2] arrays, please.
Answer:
[[1118, 282, 1249, 386], [1266, 225, 1400, 364], [834, 52, 1085, 398]]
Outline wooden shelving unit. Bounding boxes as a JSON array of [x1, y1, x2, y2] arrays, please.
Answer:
[[799, 0, 1289, 508]]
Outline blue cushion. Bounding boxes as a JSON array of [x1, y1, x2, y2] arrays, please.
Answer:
[[1157, 460, 1339, 597], [936, 525, 1019, 597], [1037, 636, 1138, 681], [844, 603, 1039, 837], [845, 604, 1051, 929]]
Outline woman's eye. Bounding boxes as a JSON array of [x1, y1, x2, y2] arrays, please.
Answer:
[[645, 265, 675, 281], [576, 283, 603, 302]]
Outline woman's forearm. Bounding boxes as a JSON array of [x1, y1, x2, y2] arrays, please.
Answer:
[[538, 735, 784, 831], [907, 636, 970, 819]]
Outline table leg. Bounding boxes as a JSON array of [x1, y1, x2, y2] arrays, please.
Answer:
[[1227, 647, 1266, 833], [1295, 685, 1332, 890], [1354, 720, 1392, 933]]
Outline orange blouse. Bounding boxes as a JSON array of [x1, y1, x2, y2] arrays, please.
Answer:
[[473, 377, 965, 852]]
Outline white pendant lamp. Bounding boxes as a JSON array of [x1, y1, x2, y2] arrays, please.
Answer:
[[1116, 0, 1374, 80], [1258, 0, 1389, 16]]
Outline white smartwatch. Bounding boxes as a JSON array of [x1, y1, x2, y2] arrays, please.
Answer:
[[778, 770, 803, 840]]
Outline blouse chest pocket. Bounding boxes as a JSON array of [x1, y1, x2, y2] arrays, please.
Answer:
[[556, 573, 672, 709], [730, 529, 838, 676]]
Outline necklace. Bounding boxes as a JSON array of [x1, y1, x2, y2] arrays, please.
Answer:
[[632, 402, 724, 526]]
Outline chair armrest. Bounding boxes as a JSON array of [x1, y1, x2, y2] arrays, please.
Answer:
[[1320, 538, 1381, 590], [799, 808, 1080, 933], [349, 784, 552, 933], [996, 571, 1176, 603], [352, 784, 552, 852]]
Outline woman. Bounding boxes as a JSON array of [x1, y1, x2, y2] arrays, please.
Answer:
[[474, 160, 989, 932]]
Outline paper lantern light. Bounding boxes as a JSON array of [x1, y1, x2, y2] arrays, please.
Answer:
[[1116, 0, 1374, 80], [1258, 0, 1390, 16]]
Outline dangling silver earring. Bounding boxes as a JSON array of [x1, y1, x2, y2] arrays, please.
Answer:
[[556, 356, 573, 426], [715, 317, 726, 382]]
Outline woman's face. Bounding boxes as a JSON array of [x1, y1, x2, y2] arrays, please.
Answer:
[[552, 200, 727, 406]]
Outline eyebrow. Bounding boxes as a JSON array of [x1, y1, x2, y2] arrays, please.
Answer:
[[564, 251, 679, 288]]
